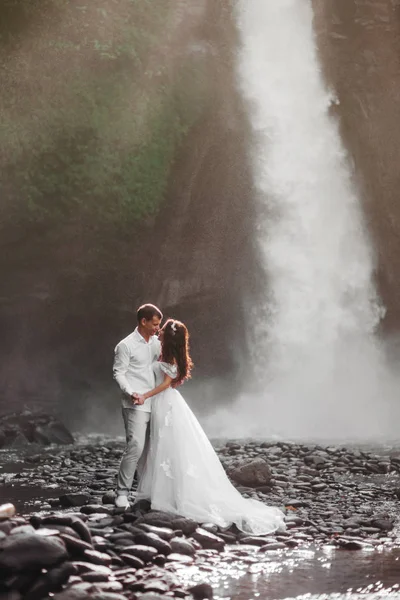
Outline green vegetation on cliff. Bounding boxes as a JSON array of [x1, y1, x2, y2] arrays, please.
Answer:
[[0, 0, 208, 229]]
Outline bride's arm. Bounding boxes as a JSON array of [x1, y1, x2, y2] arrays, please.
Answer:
[[137, 374, 173, 402]]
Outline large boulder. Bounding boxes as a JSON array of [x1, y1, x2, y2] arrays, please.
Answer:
[[0, 411, 74, 448], [0, 533, 68, 571], [229, 457, 272, 487]]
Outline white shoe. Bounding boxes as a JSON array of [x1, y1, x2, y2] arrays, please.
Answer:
[[115, 495, 130, 509]]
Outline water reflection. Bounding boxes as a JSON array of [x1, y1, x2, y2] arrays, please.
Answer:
[[170, 546, 400, 600]]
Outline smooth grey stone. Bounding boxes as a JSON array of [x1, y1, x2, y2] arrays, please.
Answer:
[[170, 537, 196, 556], [121, 544, 158, 562], [0, 533, 67, 571], [192, 528, 225, 551]]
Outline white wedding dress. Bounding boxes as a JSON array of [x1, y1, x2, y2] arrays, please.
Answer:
[[136, 362, 285, 535]]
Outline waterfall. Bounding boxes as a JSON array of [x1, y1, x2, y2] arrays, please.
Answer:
[[208, 0, 398, 441]]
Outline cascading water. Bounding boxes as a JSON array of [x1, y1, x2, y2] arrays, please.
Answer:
[[208, 0, 399, 441]]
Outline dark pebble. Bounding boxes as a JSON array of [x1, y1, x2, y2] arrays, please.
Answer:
[[82, 549, 112, 566], [0, 533, 68, 571], [121, 544, 158, 563], [170, 537, 196, 556], [188, 582, 214, 600], [192, 528, 225, 551], [59, 494, 91, 508], [120, 553, 146, 569]]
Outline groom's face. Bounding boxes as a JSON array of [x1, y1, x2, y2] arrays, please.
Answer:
[[141, 316, 161, 337]]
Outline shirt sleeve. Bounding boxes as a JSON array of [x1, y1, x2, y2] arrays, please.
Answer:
[[160, 362, 178, 378], [113, 342, 134, 396]]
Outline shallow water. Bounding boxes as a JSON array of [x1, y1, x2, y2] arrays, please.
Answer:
[[0, 452, 66, 512], [171, 546, 400, 600]]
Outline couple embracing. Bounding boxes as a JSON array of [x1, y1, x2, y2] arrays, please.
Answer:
[[113, 303, 285, 535]]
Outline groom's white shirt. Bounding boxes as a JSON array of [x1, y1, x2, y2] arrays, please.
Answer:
[[113, 327, 161, 412]]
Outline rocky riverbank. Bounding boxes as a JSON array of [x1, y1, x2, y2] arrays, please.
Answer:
[[0, 412, 74, 450], [1, 439, 400, 600]]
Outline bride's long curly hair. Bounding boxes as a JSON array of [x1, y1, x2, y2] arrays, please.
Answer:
[[160, 319, 193, 387]]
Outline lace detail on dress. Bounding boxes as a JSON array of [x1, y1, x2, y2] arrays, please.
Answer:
[[160, 459, 173, 479], [164, 405, 173, 427], [209, 503, 222, 518], [187, 463, 198, 478]]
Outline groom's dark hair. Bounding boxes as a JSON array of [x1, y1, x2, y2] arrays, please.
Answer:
[[137, 303, 163, 323]]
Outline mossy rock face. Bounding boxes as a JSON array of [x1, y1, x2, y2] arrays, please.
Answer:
[[0, 0, 209, 230], [0, 1, 252, 417]]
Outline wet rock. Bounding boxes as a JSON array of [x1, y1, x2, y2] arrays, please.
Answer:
[[81, 505, 112, 515], [81, 571, 110, 582], [71, 562, 112, 576], [120, 553, 145, 569], [59, 494, 91, 508], [2, 570, 40, 593], [372, 518, 394, 531], [217, 531, 237, 544], [200, 523, 219, 534], [171, 517, 197, 535], [133, 531, 172, 555], [121, 544, 158, 563], [108, 531, 135, 544], [138, 511, 174, 528], [0, 533, 68, 571], [102, 492, 116, 505], [10, 524, 36, 536], [259, 542, 287, 551], [337, 537, 371, 550], [165, 553, 193, 564], [188, 582, 214, 599], [170, 537, 196, 556], [0, 504, 16, 520], [42, 515, 92, 544], [60, 534, 93, 555], [229, 457, 272, 487], [33, 422, 74, 445], [23, 562, 77, 600], [53, 588, 90, 600], [82, 549, 112, 566], [88, 582, 124, 594], [38, 525, 77, 539], [0, 592, 21, 600], [284, 499, 310, 508], [0, 411, 74, 447], [239, 536, 271, 547], [139, 594, 171, 600], [304, 454, 327, 469], [143, 580, 170, 594], [138, 524, 175, 540], [11, 433, 31, 448], [0, 521, 14, 535], [56, 592, 126, 600], [192, 528, 225, 551], [312, 483, 327, 492]]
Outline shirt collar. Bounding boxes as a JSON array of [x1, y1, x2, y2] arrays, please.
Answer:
[[133, 327, 157, 345]]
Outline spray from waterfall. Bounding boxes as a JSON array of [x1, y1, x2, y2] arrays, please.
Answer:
[[207, 0, 399, 441]]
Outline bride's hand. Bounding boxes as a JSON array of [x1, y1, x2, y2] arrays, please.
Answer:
[[132, 393, 145, 405]]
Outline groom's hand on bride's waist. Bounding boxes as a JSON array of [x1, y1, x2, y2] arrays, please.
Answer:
[[132, 393, 145, 405]]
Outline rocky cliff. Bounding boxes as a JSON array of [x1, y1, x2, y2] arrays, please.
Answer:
[[313, 0, 400, 331]]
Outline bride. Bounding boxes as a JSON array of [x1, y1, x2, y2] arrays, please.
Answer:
[[134, 319, 285, 535]]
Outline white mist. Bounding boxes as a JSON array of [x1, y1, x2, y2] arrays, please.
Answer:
[[207, 0, 399, 441]]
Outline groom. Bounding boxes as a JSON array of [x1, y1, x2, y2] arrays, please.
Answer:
[[113, 303, 162, 509]]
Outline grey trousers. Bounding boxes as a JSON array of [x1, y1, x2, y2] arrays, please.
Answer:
[[116, 408, 151, 496]]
